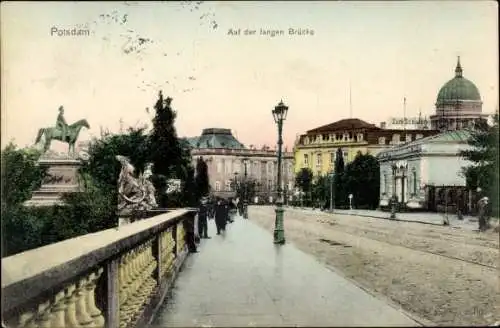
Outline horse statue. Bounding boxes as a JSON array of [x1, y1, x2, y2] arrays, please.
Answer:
[[35, 119, 90, 154]]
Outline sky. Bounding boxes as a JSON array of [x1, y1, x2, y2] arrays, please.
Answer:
[[1, 1, 498, 152]]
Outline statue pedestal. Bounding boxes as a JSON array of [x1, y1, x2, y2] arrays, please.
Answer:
[[24, 158, 83, 207]]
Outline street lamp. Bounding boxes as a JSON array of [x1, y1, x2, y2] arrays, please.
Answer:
[[272, 100, 288, 245], [243, 157, 249, 218]]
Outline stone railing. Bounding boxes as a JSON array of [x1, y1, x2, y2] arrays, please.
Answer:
[[1, 208, 197, 328]]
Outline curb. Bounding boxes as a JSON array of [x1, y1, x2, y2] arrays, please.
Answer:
[[290, 207, 478, 230]]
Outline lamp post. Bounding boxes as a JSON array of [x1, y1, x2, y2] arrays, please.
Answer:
[[272, 100, 288, 245], [243, 157, 249, 218]]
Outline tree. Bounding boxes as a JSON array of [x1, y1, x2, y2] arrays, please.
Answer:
[[461, 113, 499, 216], [334, 147, 347, 207], [150, 92, 183, 177], [149, 92, 195, 207], [1, 143, 48, 257], [195, 156, 210, 199], [232, 178, 258, 202], [1, 143, 47, 208], [312, 175, 330, 208], [295, 167, 313, 193], [343, 152, 380, 209], [295, 167, 313, 206]]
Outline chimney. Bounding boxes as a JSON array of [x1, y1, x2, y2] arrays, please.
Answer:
[[380, 122, 386, 129]]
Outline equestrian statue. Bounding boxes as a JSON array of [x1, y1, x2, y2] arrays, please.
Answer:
[[35, 106, 90, 154]]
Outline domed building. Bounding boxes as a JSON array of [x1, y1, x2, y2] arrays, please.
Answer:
[[430, 57, 488, 131], [183, 128, 294, 201]]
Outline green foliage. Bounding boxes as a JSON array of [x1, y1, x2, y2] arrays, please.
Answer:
[[195, 156, 210, 199], [149, 93, 195, 207], [150, 92, 183, 180], [295, 167, 313, 193], [1, 143, 47, 207], [461, 113, 499, 216], [343, 152, 380, 209], [84, 126, 150, 188], [335, 147, 345, 174], [232, 178, 258, 201], [312, 175, 330, 207]]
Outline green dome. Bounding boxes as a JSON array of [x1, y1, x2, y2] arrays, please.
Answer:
[[436, 57, 481, 103]]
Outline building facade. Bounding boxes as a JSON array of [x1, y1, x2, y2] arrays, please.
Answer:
[[376, 130, 476, 213], [185, 128, 295, 202], [293, 118, 439, 177], [430, 57, 488, 131]]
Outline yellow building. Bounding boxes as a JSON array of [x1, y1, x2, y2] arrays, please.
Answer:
[[293, 118, 439, 177]]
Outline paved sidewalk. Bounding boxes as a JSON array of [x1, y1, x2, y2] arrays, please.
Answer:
[[151, 216, 420, 327], [288, 206, 480, 231]]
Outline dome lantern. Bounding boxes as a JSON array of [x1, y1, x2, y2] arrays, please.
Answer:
[[455, 56, 463, 78]]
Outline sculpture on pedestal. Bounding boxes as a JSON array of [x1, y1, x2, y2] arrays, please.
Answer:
[[116, 156, 160, 225]]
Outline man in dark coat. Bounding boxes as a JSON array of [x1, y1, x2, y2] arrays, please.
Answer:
[[214, 198, 227, 235], [198, 197, 210, 239]]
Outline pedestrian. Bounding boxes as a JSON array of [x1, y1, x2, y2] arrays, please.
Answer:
[[214, 198, 227, 235], [477, 196, 490, 231], [225, 198, 233, 224], [198, 196, 211, 239]]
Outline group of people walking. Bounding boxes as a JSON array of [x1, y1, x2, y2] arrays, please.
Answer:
[[196, 196, 240, 240]]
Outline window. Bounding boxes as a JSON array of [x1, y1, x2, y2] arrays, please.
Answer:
[[357, 133, 364, 141], [383, 174, 388, 194], [343, 151, 348, 160], [348, 132, 353, 140], [336, 133, 342, 140], [268, 179, 273, 191], [316, 153, 322, 166], [392, 134, 400, 143], [215, 181, 221, 192], [413, 171, 417, 194], [379, 137, 386, 145], [225, 180, 232, 191], [234, 160, 241, 173], [330, 152, 335, 164], [405, 134, 412, 142], [304, 154, 309, 166], [224, 160, 231, 174]]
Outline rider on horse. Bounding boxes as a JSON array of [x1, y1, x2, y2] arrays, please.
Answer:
[[56, 106, 69, 142]]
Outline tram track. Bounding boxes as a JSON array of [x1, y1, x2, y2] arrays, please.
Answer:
[[315, 218, 499, 270]]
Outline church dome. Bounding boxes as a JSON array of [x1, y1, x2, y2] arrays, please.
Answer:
[[436, 57, 481, 104]]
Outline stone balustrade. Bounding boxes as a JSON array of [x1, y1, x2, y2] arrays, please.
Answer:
[[2, 208, 197, 328]]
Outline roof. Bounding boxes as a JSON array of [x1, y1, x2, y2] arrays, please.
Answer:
[[184, 128, 245, 149], [377, 129, 472, 158], [436, 57, 481, 103], [307, 118, 379, 133]]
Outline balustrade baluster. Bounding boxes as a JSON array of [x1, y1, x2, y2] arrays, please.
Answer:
[[49, 291, 67, 328], [37, 301, 52, 328], [16, 311, 36, 328], [86, 269, 105, 328], [63, 284, 80, 327], [75, 276, 94, 326]]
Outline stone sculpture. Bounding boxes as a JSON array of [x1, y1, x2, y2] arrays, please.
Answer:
[[116, 156, 161, 225], [140, 163, 158, 209]]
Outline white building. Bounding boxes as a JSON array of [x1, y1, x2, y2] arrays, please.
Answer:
[[376, 130, 474, 213]]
